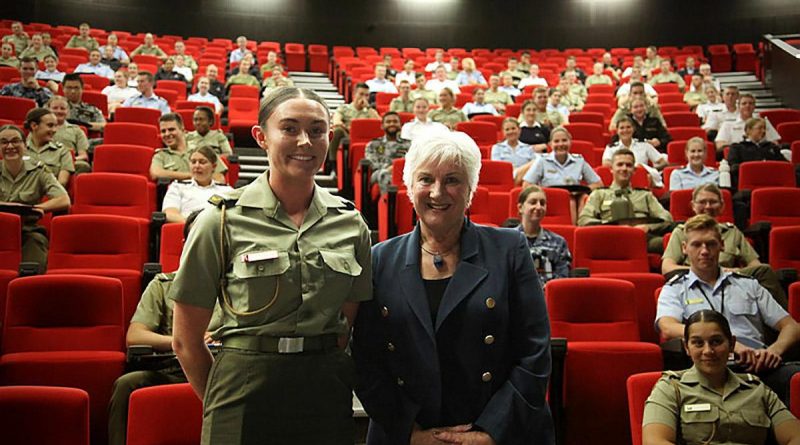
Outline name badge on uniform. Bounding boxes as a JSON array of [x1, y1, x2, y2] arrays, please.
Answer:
[[241, 250, 278, 262], [686, 298, 704, 305], [547, 169, 557, 174], [602, 200, 612, 206], [684, 403, 711, 412]]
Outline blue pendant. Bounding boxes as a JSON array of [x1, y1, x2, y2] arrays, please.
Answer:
[[433, 255, 444, 269]]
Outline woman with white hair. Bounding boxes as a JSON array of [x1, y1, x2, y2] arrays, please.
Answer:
[[353, 132, 554, 445]]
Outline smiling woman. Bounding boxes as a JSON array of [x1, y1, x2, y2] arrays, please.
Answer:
[[169, 87, 372, 445], [353, 131, 554, 445]]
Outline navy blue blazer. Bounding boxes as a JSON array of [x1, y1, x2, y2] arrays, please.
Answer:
[[352, 220, 554, 445]]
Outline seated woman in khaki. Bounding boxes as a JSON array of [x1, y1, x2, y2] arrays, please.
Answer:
[[643, 309, 800, 445]]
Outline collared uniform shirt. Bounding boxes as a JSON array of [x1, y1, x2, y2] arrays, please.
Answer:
[[102, 85, 138, 104], [334, 103, 379, 129], [151, 146, 228, 176], [0, 160, 67, 226], [669, 165, 719, 191], [53, 122, 89, 156], [186, 92, 223, 113], [394, 70, 416, 86], [365, 135, 411, 188], [663, 222, 758, 268], [578, 183, 673, 231], [424, 78, 460, 95], [546, 102, 570, 117], [584, 74, 613, 87], [716, 115, 781, 145], [185, 129, 232, 155], [523, 152, 600, 186], [454, 70, 486, 86], [683, 91, 707, 107], [532, 109, 565, 129], [225, 73, 259, 88], [366, 78, 397, 94], [122, 93, 171, 114], [409, 89, 438, 105], [516, 225, 572, 283], [161, 179, 233, 218], [389, 97, 414, 113], [65, 35, 99, 52], [649, 72, 686, 89], [168, 172, 372, 338], [3, 34, 29, 53], [602, 140, 666, 187], [484, 89, 513, 107], [108, 45, 129, 61], [656, 269, 789, 349], [518, 76, 548, 90], [462, 102, 498, 116], [228, 48, 251, 65], [612, 101, 666, 127], [131, 44, 166, 58], [68, 100, 106, 125], [73, 62, 114, 79], [25, 139, 75, 176], [697, 101, 725, 123], [427, 107, 467, 128], [19, 46, 55, 62], [644, 367, 795, 445], [132, 272, 222, 337], [0, 82, 53, 106], [35, 69, 65, 83], [400, 118, 449, 141], [0, 56, 20, 68], [491, 140, 537, 169], [702, 108, 739, 131], [499, 85, 521, 98]]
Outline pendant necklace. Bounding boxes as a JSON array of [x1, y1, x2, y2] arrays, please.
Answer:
[[420, 243, 453, 269]]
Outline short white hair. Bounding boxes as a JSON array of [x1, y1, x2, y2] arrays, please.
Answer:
[[403, 131, 482, 205]]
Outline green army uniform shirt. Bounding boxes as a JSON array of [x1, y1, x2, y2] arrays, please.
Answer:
[[19, 46, 56, 62], [25, 139, 75, 176], [131, 45, 166, 58], [168, 172, 373, 338], [484, 89, 513, 107], [3, 34, 29, 53], [225, 73, 260, 88], [185, 130, 232, 155], [644, 367, 795, 445], [535, 109, 565, 128], [65, 35, 99, 52], [578, 183, 673, 233], [409, 89, 438, 105], [334, 103, 379, 129], [0, 160, 67, 226], [0, 56, 20, 68], [428, 107, 467, 128], [53, 122, 89, 156], [584, 74, 613, 87], [151, 146, 228, 176], [568, 83, 588, 101], [68, 101, 106, 126], [262, 75, 294, 89], [259, 61, 279, 76], [663, 222, 759, 268], [133, 272, 223, 336], [649, 72, 686, 89], [389, 97, 414, 113], [683, 91, 707, 107]]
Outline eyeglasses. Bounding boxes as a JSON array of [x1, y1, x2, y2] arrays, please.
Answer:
[[694, 199, 721, 207], [0, 138, 24, 146]]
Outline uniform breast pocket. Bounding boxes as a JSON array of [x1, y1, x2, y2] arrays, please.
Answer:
[[736, 408, 771, 443], [727, 298, 758, 317], [319, 249, 362, 304], [680, 406, 719, 444], [229, 251, 293, 317]]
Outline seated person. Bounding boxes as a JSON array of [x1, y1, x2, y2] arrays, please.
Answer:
[[546, 88, 571, 119], [107, 210, 221, 445], [603, 117, 667, 188], [121, 71, 171, 114], [0, 42, 20, 68], [105, 34, 130, 65], [616, 66, 658, 101], [518, 64, 549, 90], [425, 66, 460, 95], [150, 113, 226, 183], [102, 70, 138, 114], [171, 41, 196, 73], [0, 57, 53, 106], [225, 57, 260, 92], [727, 117, 789, 190], [656, 213, 800, 403], [515, 185, 572, 283], [162, 147, 233, 223], [172, 55, 193, 83], [185, 106, 231, 155], [517, 99, 550, 152], [563, 71, 587, 103], [523, 126, 602, 221], [389, 80, 413, 113], [47, 95, 91, 174], [669, 137, 719, 191], [400, 97, 448, 141], [73, 49, 114, 79], [560, 56, 587, 84], [228, 35, 253, 65], [329, 82, 380, 159], [683, 74, 707, 109], [0, 123, 71, 270], [410, 73, 437, 104], [203, 64, 226, 102], [366, 63, 397, 94], [454, 57, 486, 86], [648, 59, 686, 92], [579, 148, 674, 253], [696, 85, 725, 124], [35, 54, 65, 84], [642, 46, 663, 75], [662, 183, 786, 308], [627, 98, 672, 150], [130, 33, 167, 60], [364, 112, 410, 195], [64, 22, 99, 52], [187, 77, 223, 114], [501, 57, 527, 87], [716, 95, 781, 151], [259, 50, 280, 77], [699, 63, 721, 92], [491, 118, 538, 184], [602, 52, 622, 80], [518, 51, 533, 73], [100, 45, 123, 72], [2, 21, 29, 55], [461, 87, 498, 117], [484, 74, 513, 113], [527, 87, 566, 130], [394, 59, 417, 86], [427, 87, 467, 130], [19, 33, 55, 62], [24, 108, 74, 186], [611, 81, 665, 131], [424, 49, 452, 72], [63, 73, 106, 133], [154, 57, 187, 84], [703, 86, 740, 135], [584, 62, 614, 87], [125, 63, 139, 87], [381, 54, 397, 80], [261, 65, 294, 94], [643, 309, 800, 445], [498, 73, 521, 98], [677, 56, 698, 77], [556, 77, 584, 112]]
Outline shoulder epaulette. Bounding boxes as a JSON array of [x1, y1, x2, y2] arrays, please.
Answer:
[[177, 179, 192, 184], [743, 373, 761, 383], [338, 197, 356, 211], [208, 194, 238, 208], [155, 272, 175, 282], [662, 370, 685, 379], [731, 271, 757, 280], [666, 270, 690, 285]]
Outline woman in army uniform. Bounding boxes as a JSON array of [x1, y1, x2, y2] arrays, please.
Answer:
[[0, 124, 70, 268], [643, 310, 800, 444], [24, 107, 74, 186], [47, 96, 91, 174], [170, 87, 372, 445], [185, 106, 232, 155]]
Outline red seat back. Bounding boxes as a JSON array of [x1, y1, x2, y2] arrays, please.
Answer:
[[349, 118, 384, 144], [777, 122, 800, 144], [155, 79, 187, 100], [104, 122, 162, 148], [770, 226, 800, 271], [115, 106, 162, 126], [2, 274, 124, 353], [227, 97, 259, 123], [508, 186, 573, 225], [573, 226, 649, 273], [81, 90, 109, 118], [565, 122, 605, 147], [477, 160, 514, 192], [0, 386, 90, 445], [750, 187, 800, 227], [669, 188, 734, 223], [47, 214, 145, 271], [759, 109, 800, 128], [0, 96, 36, 123], [546, 278, 640, 341], [627, 372, 663, 445], [666, 140, 716, 166], [739, 161, 796, 191], [668, 126, 706, 141], [456, 121, 499, 146], [71, 173, 154, 217], [159, 222, 185, 273], [127, 383, 202, 445], [663, 112, 700, 128], [228, 84, 260, 99], [0, 213, 21, 270]]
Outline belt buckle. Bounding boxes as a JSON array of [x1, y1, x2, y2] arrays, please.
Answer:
[[277, 337, 304, 354]]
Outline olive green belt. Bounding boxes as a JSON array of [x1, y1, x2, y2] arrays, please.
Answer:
[[222, 334, 338, 354]]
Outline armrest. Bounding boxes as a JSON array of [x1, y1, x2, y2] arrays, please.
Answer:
[[149, 211, 167, 263], [141, 262, 162, 290], [549, 337, 568, 445], [743, 221, 771, 261], [776, 268, 798, 288], [569, 268, 591, 278], [357, 159, 375, 226], [18, 261, 41, 277], [387, 185, 398, 239], [155, 177, 171, 211]]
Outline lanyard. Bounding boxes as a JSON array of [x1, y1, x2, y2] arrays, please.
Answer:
[[696, 281, 725, 314]]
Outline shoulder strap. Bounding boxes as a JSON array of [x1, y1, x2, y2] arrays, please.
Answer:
[[668, 377, 684, 444]]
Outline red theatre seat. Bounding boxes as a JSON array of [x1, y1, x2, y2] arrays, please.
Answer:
[[456, 121, 499, 146], [159, 222, 185, 273], [115, 106, 163, 126], [509, 187, 574, 226], [759, 109, 800, 128], [669, 188, 733, 224], [750, 187, 800, 227], [284, 42, 306, 72], [627, 372, 663, 445], [0, 96, 36, 124], [0, 275, 126, 445], [0, 386, 90, 445], [308, 44, 329, 73], [127, 383, 202, 445], [104, 122, 162, 148], [770, 226, 800, 272], [573, 226, 649, 273], [349, 118, 384, 144], [738, 161, 796, 191]]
